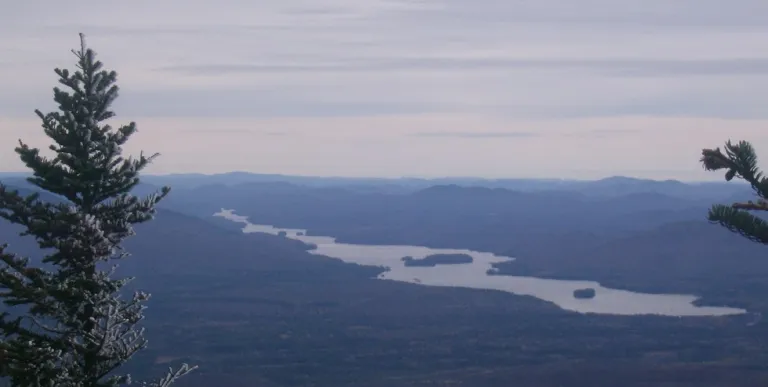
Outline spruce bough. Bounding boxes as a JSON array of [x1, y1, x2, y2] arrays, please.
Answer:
[[702, 140, 768, 244], [0, 34, 195, 386]]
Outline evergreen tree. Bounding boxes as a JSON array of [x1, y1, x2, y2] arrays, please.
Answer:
[[701, 140, 768, 244], [0, 34, 196, 386]]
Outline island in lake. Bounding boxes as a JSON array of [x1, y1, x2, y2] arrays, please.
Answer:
[[573, 288, 597, 299], [402, 253, 474, 267]]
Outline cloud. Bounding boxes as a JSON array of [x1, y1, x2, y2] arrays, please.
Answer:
[[422, 0, 768, 28], [5, 0, 768, 121], [604, 58, 768, 77], [183, 128, 262, 134], [1, 0, 768, 178], [412, 131, 540, 139], [587, 128, 643, 135], [180, 128, 291, 137], [115, 89, 440, 118], [43, 25, 220, 36], [552, 128, 647, 139], [160, 58, 768, 78]]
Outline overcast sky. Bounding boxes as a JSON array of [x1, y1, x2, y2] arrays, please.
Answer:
[[2, 0, 768, 180]]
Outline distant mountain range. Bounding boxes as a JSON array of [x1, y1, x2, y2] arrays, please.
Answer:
[[0, 171, 754, 198], [148, 173, 752, 200]]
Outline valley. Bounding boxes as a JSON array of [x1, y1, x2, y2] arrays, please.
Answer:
[[2, 174, 768, 386]]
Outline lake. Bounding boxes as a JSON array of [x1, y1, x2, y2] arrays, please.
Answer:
[[215, 209, 747, 317]]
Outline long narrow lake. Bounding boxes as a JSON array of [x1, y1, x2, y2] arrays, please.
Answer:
[[215, 209, 746, 317]]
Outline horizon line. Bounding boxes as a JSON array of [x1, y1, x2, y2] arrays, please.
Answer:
[[0, 170, 746, 185]]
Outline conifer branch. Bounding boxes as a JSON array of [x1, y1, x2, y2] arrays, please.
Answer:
[[702, 140, 768, 246]]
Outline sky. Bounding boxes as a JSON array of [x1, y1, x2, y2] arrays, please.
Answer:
[[2, 0, 768, 181]]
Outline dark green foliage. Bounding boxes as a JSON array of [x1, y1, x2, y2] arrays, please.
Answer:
[[0, 34, 194, 386], [573, 288, 596, 299], [701, 140, 768, 244], [401, 253, 473, 267]]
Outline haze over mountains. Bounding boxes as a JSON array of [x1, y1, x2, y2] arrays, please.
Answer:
[[2, 171, 768, 386]]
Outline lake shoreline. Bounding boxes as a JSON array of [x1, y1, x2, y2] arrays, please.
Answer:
[[489, 265, 751, 311], [214, 208, 747, 317]]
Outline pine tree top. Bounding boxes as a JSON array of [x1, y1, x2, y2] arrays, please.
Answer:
[[0, 33, 194, 387]]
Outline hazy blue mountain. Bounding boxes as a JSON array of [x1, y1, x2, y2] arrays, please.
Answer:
[[140, 172, 752, 199], [161, 181, 717, 242], [5, 171, 753, 200]]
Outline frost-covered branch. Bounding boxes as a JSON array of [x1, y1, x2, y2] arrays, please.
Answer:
[[139, 364, 199, 387], [0, 33, 193, 386]]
